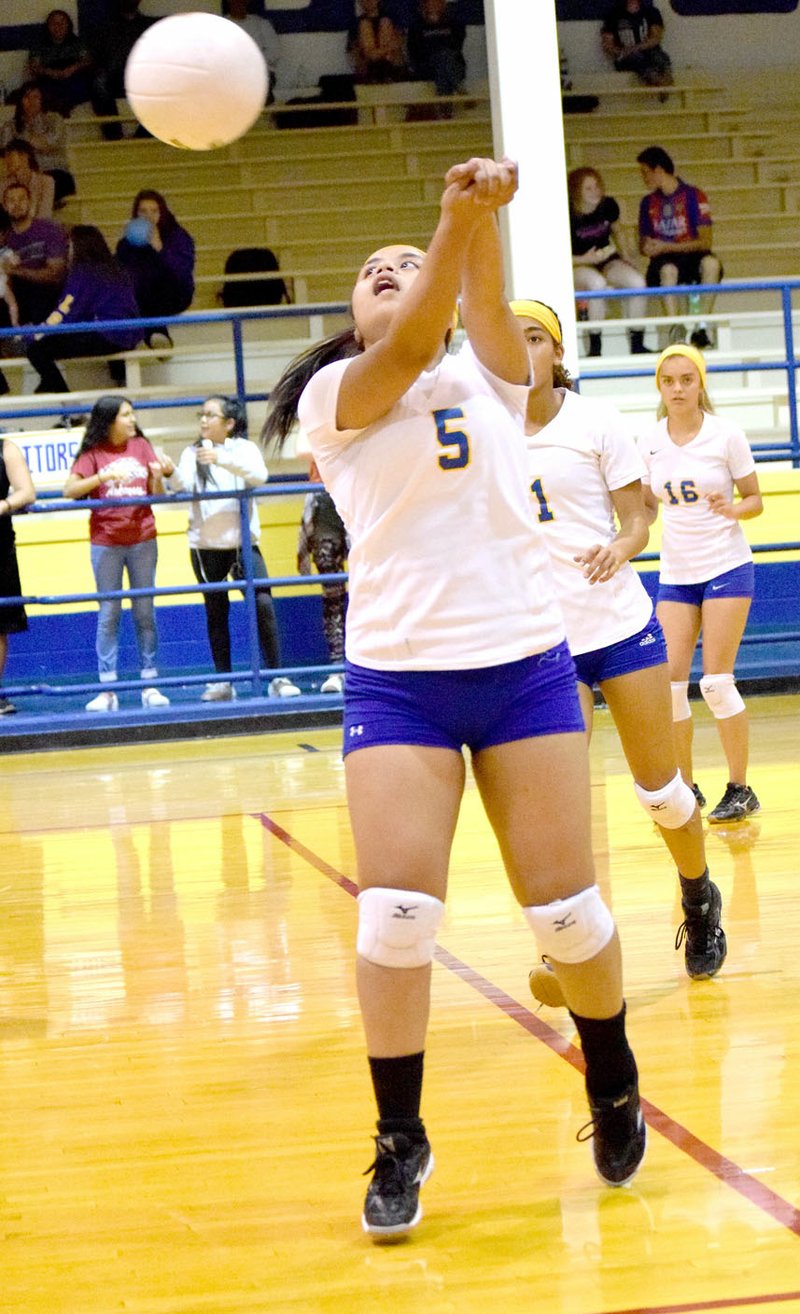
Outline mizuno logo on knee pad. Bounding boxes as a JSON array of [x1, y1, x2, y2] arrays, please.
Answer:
[[357, 887, 445, 969]]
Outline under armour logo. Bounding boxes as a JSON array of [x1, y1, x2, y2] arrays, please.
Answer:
[[349, 724, 364, 737], [553, 913, 577, 932]]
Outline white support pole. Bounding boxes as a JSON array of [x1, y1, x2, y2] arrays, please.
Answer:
[[484, 0, 579, 375]]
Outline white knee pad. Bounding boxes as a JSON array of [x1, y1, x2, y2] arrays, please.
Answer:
[[634, 769, 696, 829], [699, 673, 745, 720], [523, 885, 615, 965], [356, 887, 444, 969], [671, 681, 691, 722]]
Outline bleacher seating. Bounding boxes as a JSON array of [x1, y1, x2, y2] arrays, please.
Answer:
[[1, 69, 798, 463]]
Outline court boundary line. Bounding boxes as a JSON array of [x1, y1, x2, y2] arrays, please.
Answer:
[[256, 810, 800, 1246]]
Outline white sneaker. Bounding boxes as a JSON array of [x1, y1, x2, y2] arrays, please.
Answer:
[[320, 671, 344, 695], [142, 687, 170, 708], [86, 689, 119, 712], [268, 676, 301, 698], [201, 681, 235, 702]]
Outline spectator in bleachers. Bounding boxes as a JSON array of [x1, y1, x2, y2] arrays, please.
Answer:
[[168, 395, 299, 702], [0, 437, 36, 714], [407, 0, 466, 114], [24, 224, 142, 394], [26, 9, 94, 116], [90, 0, 157, 141], [347, 0, 407, 84], [63, 395, 173, 712], [601, 0, 673, 90], [1, 83, 76, 207], [1, 141, 55, 221], [223, 0, 281, 98], [636, 146, 722, 348], [568, 166, 650, 356], [116, 189, 195, 353], [0, 181, 67, 326]]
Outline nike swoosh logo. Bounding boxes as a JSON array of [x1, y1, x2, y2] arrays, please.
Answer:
[[711, 583, 726, 590]]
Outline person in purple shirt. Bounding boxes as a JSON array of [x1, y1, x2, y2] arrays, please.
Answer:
[[23, 224, 142, 393], [0, 180, 67, 324], [116, 189, 195, 352]]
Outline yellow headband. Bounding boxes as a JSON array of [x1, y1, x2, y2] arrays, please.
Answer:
[[655, 342, 707, 390], [509, 300, 562, 345]]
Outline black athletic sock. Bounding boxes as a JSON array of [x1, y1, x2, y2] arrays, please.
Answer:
[[570, 1005, 638, 1102], [679, 867, 711, 905], [369, 1052, 426, 1140]]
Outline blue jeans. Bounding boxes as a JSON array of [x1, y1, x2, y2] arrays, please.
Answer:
[[90, 539, 159, 679]]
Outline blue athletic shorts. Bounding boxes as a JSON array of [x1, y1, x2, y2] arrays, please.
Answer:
[[658, 561, 755, 608], [342, 641, 584, 756], [573, 610, 667, 690]]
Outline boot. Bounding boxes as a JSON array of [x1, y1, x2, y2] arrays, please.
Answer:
[[587, 332, 602, 357], [629, 329, 651, 354]]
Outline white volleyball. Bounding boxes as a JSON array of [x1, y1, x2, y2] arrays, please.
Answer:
[[124, 12, 268, 151]]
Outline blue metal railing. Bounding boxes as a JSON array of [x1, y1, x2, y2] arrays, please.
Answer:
[[574, 278, 800, 467], [0, 282, 798, 712], [1, 481, 346, 705], [0, 278, 798, 460]]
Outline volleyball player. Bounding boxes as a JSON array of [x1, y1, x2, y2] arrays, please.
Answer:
[[641, 344, 763, 822], [508, 302, 726, 1013], [262, 158, 645, 1240]]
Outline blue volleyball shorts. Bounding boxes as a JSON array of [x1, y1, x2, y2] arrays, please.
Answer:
[[342, 641, 584, 756], [657, 561, 755, 608], [572, 610, 667, 690]]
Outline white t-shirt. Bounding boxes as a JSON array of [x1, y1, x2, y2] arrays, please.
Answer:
[[298, 342, 564, 670], [639, 413, 756, 584], [170, 437, 268, 549], [526, 389, 653, 655]]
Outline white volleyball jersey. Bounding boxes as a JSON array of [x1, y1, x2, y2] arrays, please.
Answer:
[[525, 389, 653, 655], [639, 413, 756, 584], [298, 342, 564, 670]]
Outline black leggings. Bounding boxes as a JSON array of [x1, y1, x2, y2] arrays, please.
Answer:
[[26, 331, 127, 393], [190, 545, 281, 674]]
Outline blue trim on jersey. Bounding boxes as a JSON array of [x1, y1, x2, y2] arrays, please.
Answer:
[[342, 642, 584, 755], [658, 561, 755, 607], [573, 611, 666, 689]]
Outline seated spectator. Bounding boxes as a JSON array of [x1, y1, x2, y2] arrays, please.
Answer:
[[1, 84, 76, 207], [26, 8, 94, 115], [0, 181, 67, 327], [24, 225, 142, 394], [407, 0, 466, 113], [223, 0, 281, 99], [90, 0, 156, 141], [0, 437, 37, 714], [601, 0, 673, 89], [568, 166, 650, 356], [347, 0, 407, 84], [637, 145, 722, 347], [1, 141, 56, 221], [116, 189, 195, 351]]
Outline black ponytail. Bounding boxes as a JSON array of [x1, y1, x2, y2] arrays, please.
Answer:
[[261, 327, 361, 452]]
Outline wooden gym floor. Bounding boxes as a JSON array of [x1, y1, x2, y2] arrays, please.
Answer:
[[0, 692, 798, 1314]]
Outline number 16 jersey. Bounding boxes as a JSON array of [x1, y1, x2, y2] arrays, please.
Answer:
[[640, 413, 756, 585]]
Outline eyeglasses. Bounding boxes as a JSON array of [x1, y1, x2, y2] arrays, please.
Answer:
[[197, 411, 224, 420]]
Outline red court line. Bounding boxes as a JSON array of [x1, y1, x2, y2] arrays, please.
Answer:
[[584, 1293, 800, 1314], [255, 811, 800, 1244]]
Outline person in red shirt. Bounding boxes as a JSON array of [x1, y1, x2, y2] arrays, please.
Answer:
[[63, 395, 174, 711]]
